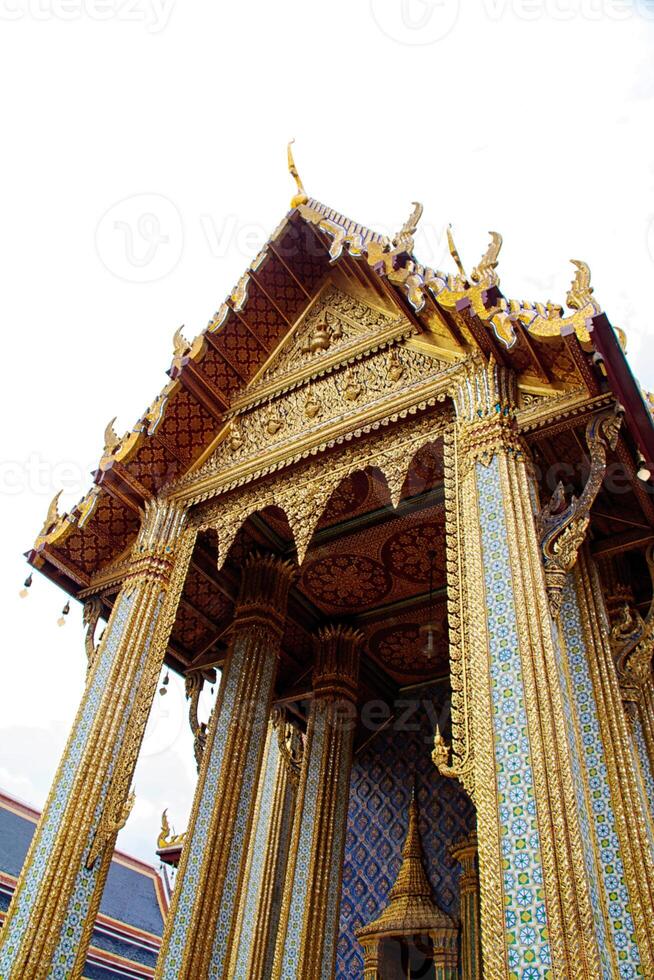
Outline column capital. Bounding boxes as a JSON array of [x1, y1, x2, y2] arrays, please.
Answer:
[[128, 498, 189, 587], [313, 624, 363, 701], [449, 355, 523, 468], [234, 552, 296, 636], [450, 830, 478, 870], [450, 831, 479, 896]]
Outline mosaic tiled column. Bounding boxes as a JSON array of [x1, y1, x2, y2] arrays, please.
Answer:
[[155, 553, 295, 980], [439, 356, 604, 979], [273, 625, 362, 980], [228, 708, 302, 979], [619, 655, 654, 828], [559, 549, 654, 971], [451, 832, 481, 980], [0, 500, 192, 979], [630, 684, 654, 821]]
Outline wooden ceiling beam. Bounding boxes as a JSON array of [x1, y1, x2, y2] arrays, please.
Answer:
[[268, 243, 313, 299], [516, 322, 552, 384], [203, 330, 250, 383], [247, 269, 294, 327], [591, 528, 654, 558]]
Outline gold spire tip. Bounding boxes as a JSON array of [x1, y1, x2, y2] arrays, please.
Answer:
[[287, 139, 308, 209]]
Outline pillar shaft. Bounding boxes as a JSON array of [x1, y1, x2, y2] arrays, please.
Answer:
[[632, 684, 654, 819], [451, 834, 481, 980], [0, 501, 191, 980], [229, 709, 300, 979], [155, 553, 295, 980], [565, 550, 654, 968], [442, 357, 603, 979], [273, 625, 362, 980]]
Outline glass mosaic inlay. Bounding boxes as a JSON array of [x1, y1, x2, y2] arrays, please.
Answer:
[[477, 458, 552, 980]]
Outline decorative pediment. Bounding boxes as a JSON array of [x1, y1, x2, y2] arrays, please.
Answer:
[[230, 283, 416, 412], [188, 338, 452, 499]]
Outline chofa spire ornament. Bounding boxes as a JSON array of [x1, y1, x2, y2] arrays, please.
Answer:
[[392, 200, 423, 253], [470, 231, 503, 286], [40, 490, 62, 537], [566, 259, 595, 312], [446, 224, 467, 281], [446, 226, 503, 287], [103, 417, 120, 455], [287, 139, 308, 208]]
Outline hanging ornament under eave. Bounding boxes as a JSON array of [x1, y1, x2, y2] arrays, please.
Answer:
[[19, 573, 33, 598], [57, 601, 70, 627], [419, 549, 439, 660], [159, 671, 170, 696]]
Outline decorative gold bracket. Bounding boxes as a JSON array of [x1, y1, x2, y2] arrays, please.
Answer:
[[538, 408, 622, 618], [185, 671, 208, 772], [86, 790, 135, 869], [272, 706, 303, 784], [612, 546, 654, 701], [83, 598, 103, 675], [432, 724, 475, 797]]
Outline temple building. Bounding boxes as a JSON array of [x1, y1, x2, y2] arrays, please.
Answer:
[[2, 149, 654, 978]]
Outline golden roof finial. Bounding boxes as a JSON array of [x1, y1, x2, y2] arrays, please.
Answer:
[[393, 201, 423, 252], [470, 231, 503, 285], [103, 417, 120, 454], [447, 224, 467, 281], [172, 325, 189, 358], [566, 259, 593, 311], [287, 139, 308, 209], [40, 490, 62, 536]]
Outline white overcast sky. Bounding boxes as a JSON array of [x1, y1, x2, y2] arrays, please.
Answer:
[[0, 0, 653, 865]]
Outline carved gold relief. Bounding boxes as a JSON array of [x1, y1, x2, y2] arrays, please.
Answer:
[[194, 411, 451, 567]]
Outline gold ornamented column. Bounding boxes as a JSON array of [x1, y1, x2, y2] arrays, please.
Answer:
[[273, 625, 362, 980], [560, 548, 654, 967], [0, 499, 192, 979], [155, 553, 295, 980], [229, 708, 302, 979], [434, 355, 604, 979], [451, 832, 481, 980]]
